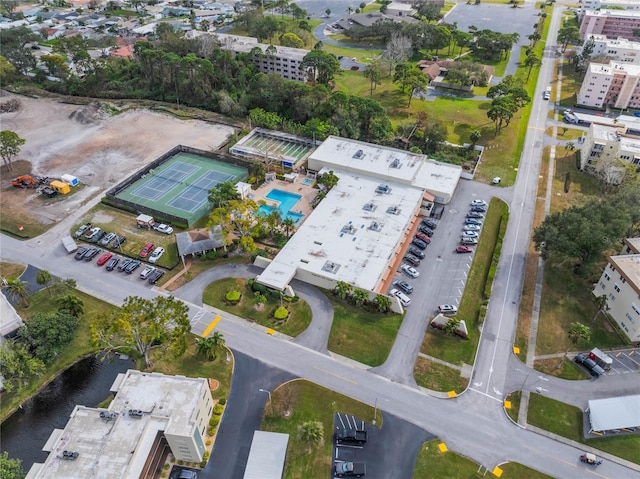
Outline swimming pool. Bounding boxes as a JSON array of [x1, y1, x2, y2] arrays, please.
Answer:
[[258, 189, 304, 223]]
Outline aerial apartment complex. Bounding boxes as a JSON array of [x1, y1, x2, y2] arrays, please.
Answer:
[[594, 238, 640, 343], [27, 370, 214, 479], [577, 61, 640, 109], [580, 10, 640, 41], [586, 35, 640, 65]]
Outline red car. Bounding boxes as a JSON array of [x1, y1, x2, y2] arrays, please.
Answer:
[[97, 252, 113, 266], [415, 232, 431, 244], [139, 243, 155, 258], [456, 246, 473, 254]]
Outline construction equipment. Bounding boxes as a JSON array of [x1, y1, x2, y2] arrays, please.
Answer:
[[10, 175, 48, 188]]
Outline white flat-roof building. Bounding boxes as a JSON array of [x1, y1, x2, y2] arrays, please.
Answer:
[[580, 0, 640, 15], [577, 61, 640, 109], [585, 35, 640, 65], [580, 9, 640, 41], [27, 370, 213, 479], [593, 239, 640, 343], [256, 137, 462, 294], [579, 122, 640, 175]]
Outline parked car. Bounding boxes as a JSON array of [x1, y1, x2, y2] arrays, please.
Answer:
[[139, 243, 155, 258], [74, 223, 92, 239], [83, 248, 100, 261], [140, 265, 156, 280], [92, 230, 106, 244], [415, 232, 431, 244], [393, 280, 413, 295], [421, 218, 437, 229], [400, 264, 420, 278], [408, 247, 425, 259], [117, 258, 133, 272], [461, 231, 479, 239], [438, 304, 458, 315], [84, 227, 101, 240], [125, 260, 141, 274], [463, 224, 480, 232], [100, 232, 116, 247], [456, 246, 473, 253], [471, 200, 487, 207], [112, 235, 126, 248], [419, 226, 434, 237], [74, 247, 89, 260], [148, 269, 165, 285], [467, 212, 485, 219], [154, 223, 174, 235], [470, 206, 487, 213], [97, 252, 113, 266], [460, 237, 479, 245], [411, 238, 427, 250], [404, 254, 421, 267], [465, 218, 483, 226], [149, 247, 165, 264], [390, 288, 411, 307], [574, 353, 605, 377], [105, 257, 120, 271]]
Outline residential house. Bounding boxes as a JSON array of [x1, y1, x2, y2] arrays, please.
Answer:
[[593, 238, 640, 343]]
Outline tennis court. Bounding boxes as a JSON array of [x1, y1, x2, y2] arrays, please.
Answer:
[[243, 132, 313, 161], [115, 152, 247, 225]]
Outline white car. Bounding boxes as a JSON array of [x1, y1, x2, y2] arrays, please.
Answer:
[[470, 200, 487, 207], [390, 288, 411, 307], [149, 247, 165, 264], [463, 224, 480, 232], [140, 265, 156, 279], [438, 304, 458, 315], [401, 264, 420, 278], [155, 223, 174, 235], [462, 231, 479, 239]]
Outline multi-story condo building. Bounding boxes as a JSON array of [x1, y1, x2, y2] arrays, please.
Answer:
[[580, 0, 640, 14], [594, 238, 640, 343], [586, 35, 640, 65], [580, 10, 640, 41], [579, 122, 640, 172], [577, 61, 640, 109]]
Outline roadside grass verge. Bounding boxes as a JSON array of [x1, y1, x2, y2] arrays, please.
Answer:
[[545, 126, 583, 140], [420, 198, 508, 365], [558, 60, 585, 108], [261, 379, 377, 479], [202, 278, 312, 337], [413, 439, 553, 479], [413, 357, 467, 393], [504, 391, 522, 423], [0, 289, 116, 422], [528, 395, 640, 465], [0, 261, 27, 279], [327, 296, 403, 366], [533, 357, 590, 380]]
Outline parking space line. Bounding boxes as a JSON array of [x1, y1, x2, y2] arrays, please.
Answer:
[[623, 354, 640, 368], [612, 356, 635, 372], [337, 414, 346, 429]]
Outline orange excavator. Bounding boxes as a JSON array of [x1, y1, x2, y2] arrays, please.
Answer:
[[11, 175, 48, 188]]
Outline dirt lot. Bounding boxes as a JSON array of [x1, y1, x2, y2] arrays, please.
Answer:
[[0, 93, 235, 229]]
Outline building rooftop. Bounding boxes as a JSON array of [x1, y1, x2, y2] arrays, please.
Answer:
[[591, 123, 622, 143], [211, 33, 309, 61], [619, 136, 640, 154], [27, 370, 209, 479], [0, 291, 24, 339], [624, 237, 640, 254], [243, 431, 289, 479], [590, 35, 640, 49], [609, 254, 640, 296], [584, 8, 640, 18], [588, 394, 640, 432], [259, 170, 424, 291]]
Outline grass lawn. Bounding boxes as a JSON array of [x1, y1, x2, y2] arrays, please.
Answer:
[[505, 391, 521, 423], [327, 296, 403, 366], [74, 203, 182, 273], [202, 278, 312, 337], [558, 60, 586, 108], [0, 261, 27, 279], [261, 380, 377, 479], [413, 439, 553, 479], [549, 152, 600, 213], [528, 395, 640, 465], [420, 198, 508, 365], [413, 357, 467, 393], [546, 126, 583, 140], [0, 288, 116, 422], [533, 357, 590, 380]]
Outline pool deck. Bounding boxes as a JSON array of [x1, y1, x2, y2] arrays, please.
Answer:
[[251, 177, 317, 225]]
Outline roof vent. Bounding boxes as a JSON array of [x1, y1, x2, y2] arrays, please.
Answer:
[[353, 149, 364, 159], [363, 202, 377, 212], [341, 224, 357, 235], [322, 261, 341, 273], [375, 184, 391, 194], [390, 158, 401, 168], [369, 221, 383, 232], [386, 205, 401, 215]]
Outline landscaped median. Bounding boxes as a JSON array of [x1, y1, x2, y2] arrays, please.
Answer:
[[415, 197, 509, 392]]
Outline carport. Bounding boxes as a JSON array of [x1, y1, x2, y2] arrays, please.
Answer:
[[587, 395, 640, 434], [243, 431, 289, 479], [175, 226, 225, 267]]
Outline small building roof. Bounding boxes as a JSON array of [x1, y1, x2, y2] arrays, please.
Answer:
[[176, 226, 225, 256], [0, 291, 24, 339], [256, 261, 297, 291], [243, 431, 289, 479], [588, 394, 640, 432]]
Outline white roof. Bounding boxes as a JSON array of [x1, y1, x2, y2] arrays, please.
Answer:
[[261, 170, 424, 291], [243, 431, 289, 479], [0, 291, 24, 338], [588, 394, 640, 432], [256, 261, 297, 291]]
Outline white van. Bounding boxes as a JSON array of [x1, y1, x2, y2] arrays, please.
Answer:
[[390, 288, 411, 307]]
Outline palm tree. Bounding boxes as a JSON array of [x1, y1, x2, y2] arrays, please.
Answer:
[[334, 281, 352, 300], [592, 295, 609, 322], [4, 278, 31, 307], [282, 217, 296, 237], [443, 318, 461, 336], [567, 322, 591, 352], [52, 277, 76, 296], [36, 269, 53, 296], [373, 294, 391, 313], [300, 421, 323, 451], [565, 141, 575, 157], [352, 288, 368, 307], [57, 294, 85, 318], [197, 331, 226, 360]]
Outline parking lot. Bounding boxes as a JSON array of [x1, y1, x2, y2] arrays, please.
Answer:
[[604, 348, 640, 375]]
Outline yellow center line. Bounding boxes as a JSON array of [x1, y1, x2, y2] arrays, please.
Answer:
[[313, 366, 358, 385], [201, 315, 221, 337]]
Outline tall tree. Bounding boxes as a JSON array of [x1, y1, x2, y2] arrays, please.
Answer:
[[524, 52, 541, 81], [208, 198, 261, 253], [0, 451, 26, 479], [557, 25, 580, 52], [0, 26, 39, 74], [4, 278, 31, 307], [0, 341, 45, 393], [300, 50, 341, 85], [35, 269, 52, 296], [19, 312, 79, 363], [381, 33, 412, 77], [363, 61, 382, 95], [487, 96, 516, 134], [0, 130, 26, 171], [208, 180, 240, 209], [91, 296, 191, 368]]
